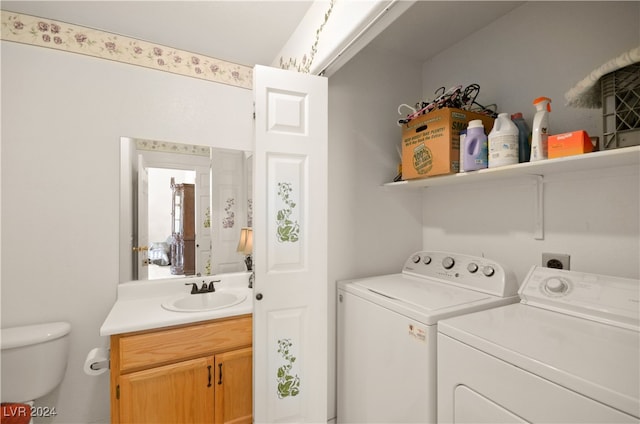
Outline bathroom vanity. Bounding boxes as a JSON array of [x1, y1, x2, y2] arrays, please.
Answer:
[[109, 315, 252, 424], [100, 272, 254, 424]]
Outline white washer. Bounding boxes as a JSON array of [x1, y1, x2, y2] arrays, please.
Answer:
[[337, 251, 519, 424], [438, 266, 640, 423]]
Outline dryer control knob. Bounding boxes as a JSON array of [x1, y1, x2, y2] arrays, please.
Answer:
[[482, 266, 495, 277], [411, 255, 421, 264], [467, 263, 479, 273], [545, 278, 568, 294], [423, 256, 432, 265], [442, 257, 455, 269]]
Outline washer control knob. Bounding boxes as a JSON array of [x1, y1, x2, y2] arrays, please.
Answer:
[[545, 277, 568, 294], [467, 263, 479, 273], [482, 266, 495, 277], [423, 256, 432, 265], [442, 257, 455, 269], [411, 255, 421, 264]]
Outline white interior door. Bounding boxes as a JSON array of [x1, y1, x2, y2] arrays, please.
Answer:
[[136, 154, 149, 280], [194, 163, 212, 275], [253, 65, 328, 423], [212, 149, 246, 274]]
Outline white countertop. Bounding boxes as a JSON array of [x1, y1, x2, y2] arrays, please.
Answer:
[[100, 272, 254, 336]]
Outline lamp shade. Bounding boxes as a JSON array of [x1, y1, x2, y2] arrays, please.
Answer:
[[236, 227, 253, 254]]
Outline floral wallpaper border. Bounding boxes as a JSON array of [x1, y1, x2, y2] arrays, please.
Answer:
[[135, 139, 210, 157], [278, 0, 336, 74], [1, 11, 253, 89]]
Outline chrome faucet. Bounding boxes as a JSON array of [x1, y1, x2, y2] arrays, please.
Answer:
[[185, 280, 221, 294]]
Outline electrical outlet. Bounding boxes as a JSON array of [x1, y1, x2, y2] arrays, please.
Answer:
[[542, 253, 570, 270]]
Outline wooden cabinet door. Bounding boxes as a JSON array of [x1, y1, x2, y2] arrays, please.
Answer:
[[119, 356, 214, 424], [214, 347, 253, 424]]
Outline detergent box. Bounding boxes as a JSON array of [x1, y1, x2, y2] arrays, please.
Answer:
[[401, 108, 494, 179]]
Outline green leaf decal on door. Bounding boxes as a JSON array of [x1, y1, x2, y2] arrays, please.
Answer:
[[203, 206, 211, 228], [276, 182, 300, 243], [276, 338, 300, 398]]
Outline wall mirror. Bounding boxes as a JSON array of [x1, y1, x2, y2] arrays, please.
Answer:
[[119, 137, 253, 283]]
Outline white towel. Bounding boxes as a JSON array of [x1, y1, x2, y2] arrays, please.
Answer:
[[564, 46, 640, 108]]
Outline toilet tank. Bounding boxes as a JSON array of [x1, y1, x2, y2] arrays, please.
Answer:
[[1, 321, 71, 402]]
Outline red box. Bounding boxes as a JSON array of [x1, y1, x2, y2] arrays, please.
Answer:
[[548, 130, 593, 158]]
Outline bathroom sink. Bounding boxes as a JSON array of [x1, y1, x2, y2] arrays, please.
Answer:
[[162, 291, 247, 312]]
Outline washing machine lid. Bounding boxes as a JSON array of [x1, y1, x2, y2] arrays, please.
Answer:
[[340, 273, 517, 325], [438, 303, 640, 418]]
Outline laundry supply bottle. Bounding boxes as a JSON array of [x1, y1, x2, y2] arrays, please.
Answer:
[[531, 97, 552, 161], [511, 113, 531, 163], [459, 129, 467, 172], [488, 113, 519, 168], [462, 120, 488, 172]]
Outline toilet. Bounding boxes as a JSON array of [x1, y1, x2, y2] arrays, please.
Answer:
[[1, 322, 71, 404]]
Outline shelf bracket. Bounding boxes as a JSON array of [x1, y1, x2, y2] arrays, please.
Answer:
[[532, 175, 544, 240]]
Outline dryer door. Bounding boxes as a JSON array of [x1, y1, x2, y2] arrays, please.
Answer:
[[438, 333, 639, 423], [455, 386, 527, 423]]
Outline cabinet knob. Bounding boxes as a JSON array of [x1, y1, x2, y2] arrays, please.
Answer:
[[256, 293, 263, 301]]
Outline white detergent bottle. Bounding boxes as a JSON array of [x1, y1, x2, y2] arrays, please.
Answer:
[[488, 113, 519, 168], [531, 97, 552, 161]]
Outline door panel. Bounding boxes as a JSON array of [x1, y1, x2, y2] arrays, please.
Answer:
[[136, 154, 149, 280], [119, 356, 214, 424], [195, 164, 211, 276], [253, 65, 328, 423], [215, 347, 253, 424], [212, 150, 246, 273]]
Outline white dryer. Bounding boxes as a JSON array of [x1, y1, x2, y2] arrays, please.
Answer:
[[337, 251, 520, 424], [438, 265, 640, 423]]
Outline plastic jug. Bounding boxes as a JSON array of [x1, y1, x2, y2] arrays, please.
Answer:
[[511, 113, 531, 163], [488, 113, 519, 168], [462, 120, 488, 172], [531, 97, 552, 161], [459, 129, 467, 172]]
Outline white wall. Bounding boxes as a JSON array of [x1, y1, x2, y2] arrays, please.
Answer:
[[421, 1, 640, 139], [1, 42, 252, 423], [327, 43, 424, 419], [419, 1, 640, 281]]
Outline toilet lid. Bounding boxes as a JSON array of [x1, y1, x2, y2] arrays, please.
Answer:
[[1, 322, 71, 349]]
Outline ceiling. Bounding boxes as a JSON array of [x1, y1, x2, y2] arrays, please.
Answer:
[[1, 1, 314, 66], [1, 1, 522, 69], [368, 1, 523, 63]]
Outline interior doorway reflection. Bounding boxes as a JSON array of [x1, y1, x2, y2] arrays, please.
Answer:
[[147, 168, 195, 279]]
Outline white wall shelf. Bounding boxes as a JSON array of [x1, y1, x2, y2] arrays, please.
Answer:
[[383, 145, 640, 190], [384, 145, 640, 240]]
